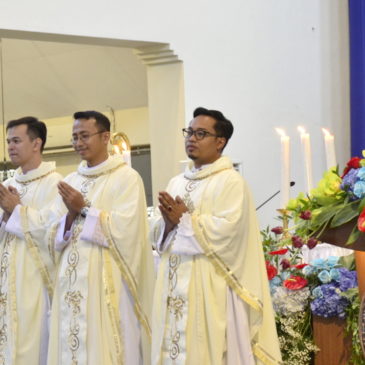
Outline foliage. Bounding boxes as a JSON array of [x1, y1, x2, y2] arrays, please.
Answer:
[[343, 289, 363, 365], [262, 224, 360, 364]]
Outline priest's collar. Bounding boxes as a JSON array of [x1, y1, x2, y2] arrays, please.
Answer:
[[15, 161, 56, 184], [78, 154, 126, 177], [184, 156, 233, 180]]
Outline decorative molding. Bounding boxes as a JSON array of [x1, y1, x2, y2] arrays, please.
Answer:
[[135, 45, 181, 66]]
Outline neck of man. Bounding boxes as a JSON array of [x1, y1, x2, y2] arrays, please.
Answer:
[[193, 155, 221, 169], [21, 155, 42, 174], [86, 151, 109, 167]]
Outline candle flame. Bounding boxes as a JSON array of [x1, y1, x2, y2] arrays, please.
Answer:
[[297, 126, 306, 134], [322, 128, 332, 137], [275, 128, 287, 137]]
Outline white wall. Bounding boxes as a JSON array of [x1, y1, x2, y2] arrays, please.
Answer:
[[42, 107, 149, 176], [0, 0, 350, 228]]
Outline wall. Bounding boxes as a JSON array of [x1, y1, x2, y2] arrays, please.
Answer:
[[42, 106, 149, 176], [0, 0, 350, 228]]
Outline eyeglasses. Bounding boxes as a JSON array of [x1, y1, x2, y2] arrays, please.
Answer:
[[182, 128, 220, 140], [70, 131, 105, 144]]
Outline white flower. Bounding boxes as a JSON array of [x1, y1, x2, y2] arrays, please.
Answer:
[[272, 286, 310, 315]]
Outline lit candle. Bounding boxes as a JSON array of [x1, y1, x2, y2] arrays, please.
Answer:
[[322, 128, 336, 170], [298, 126, 313, 192], [276, 128, 290, 208]]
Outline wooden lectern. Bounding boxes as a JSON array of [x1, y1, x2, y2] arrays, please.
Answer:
[[313, 219, 365, 365]]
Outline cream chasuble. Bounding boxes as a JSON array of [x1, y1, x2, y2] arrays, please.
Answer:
[[0, 161, 62, 365], [151, 156, 282, 365], [47, 154, 155, 365]]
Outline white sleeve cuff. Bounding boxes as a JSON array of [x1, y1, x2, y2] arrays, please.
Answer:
[[5, 204, 24, 239], [170, 212, 204, 256], [55, 214, 71, 252], [155, 219, 176, 254], [80, 207, 108, 248]]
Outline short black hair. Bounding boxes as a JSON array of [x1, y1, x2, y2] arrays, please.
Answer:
[[6, 116, 47, 152], [73, 111, 110, 132], [193, 107, 234, 151]]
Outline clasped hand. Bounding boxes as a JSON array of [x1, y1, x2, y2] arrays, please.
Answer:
[[0, 184, 20, 215], [58, 181, 85, 217], [158, 191, 188, 233]]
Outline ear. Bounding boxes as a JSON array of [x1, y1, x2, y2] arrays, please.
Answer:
[[103, 131, 111, 145], [33, 137, 42, 152], [216, 137, 226, 153]]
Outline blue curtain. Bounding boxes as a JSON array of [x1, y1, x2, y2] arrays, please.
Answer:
[[349, 0, 365, 156]]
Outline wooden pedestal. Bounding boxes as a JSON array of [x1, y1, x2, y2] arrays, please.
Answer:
[[315, 220, 365, 362], [313, 316, 351, 365]]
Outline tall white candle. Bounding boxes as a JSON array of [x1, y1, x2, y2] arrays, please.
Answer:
[[276, 128, 290, 208], [298, 126, 313, 193], [322, 128, 336, 170]]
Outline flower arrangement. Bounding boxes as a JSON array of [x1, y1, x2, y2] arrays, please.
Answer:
[[262, 225, 360, 365], [286, 152, 365, 245]]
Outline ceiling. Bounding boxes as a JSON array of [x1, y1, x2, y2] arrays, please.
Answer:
[[0, 38, 148, 122]]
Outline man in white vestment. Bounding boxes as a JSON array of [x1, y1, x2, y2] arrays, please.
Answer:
[[47, 111, 154, 365], [151, 107, 282, 365], [0, 117, 62, 365]]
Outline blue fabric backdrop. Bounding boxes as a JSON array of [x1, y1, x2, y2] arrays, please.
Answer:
[[349, 0, 365, 156]]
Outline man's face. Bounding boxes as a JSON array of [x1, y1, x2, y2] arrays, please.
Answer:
[[72, 118, 109, 165], [185, 115, 226, 167], [7, 124, 40, 167]]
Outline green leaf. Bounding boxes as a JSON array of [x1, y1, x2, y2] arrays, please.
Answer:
[[359, 196, 365, 213], [311, 204, 343, 228], [346, 224, 361, 245], [330, 200, 361, 227], [338, 253, 355, 270]]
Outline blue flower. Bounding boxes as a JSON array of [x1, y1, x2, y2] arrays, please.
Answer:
[[357, 167, 365, 180], [318, 270, 331, 283], [310, 283, 350, 318], [270, 276, 282, 286], [338, 268, 357, 291], [353, 181, 365, 199], [311, 258, 326, 270], [303, 265, 315, 276], [312, 286, 323, 298], [280, 271, 291, 280], [326, 256, 340, 268], [329, 268, 340, 281], [340, 168, 359, 191]]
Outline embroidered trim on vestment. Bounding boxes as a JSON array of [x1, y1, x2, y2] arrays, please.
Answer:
[[64, 219, 83, 364], [253, 342, 282, 365], [20, 206, 54, 298], [0, 234, 11, 364], [191, 213, 263, 312], [99, 211, 152, 341], [102, 249, 124, 364]]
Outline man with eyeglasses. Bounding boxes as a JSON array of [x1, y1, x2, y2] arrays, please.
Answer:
[[151, 107, 281, 365], [47, 111, 154, 365], [0, 116, 62, 365]]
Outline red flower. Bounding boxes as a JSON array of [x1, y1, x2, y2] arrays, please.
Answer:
[[271, 226, 283, 235], [265, 261, 278, 280], [280, 259, 291, 270], [358, 207, 365, 232], [283, 275, 308, 290], [291, 235, 304, 248], [269, 248, 289, 255], [307, 237, 318, 249], [299, 210, 312, 220], [293, 263, 308, 269], [341, 157, 362, 178]]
